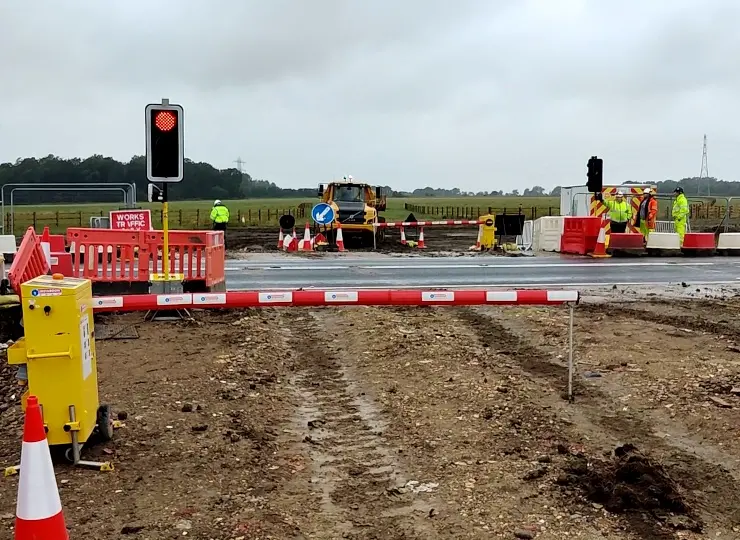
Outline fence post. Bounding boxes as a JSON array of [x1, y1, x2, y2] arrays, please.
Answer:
[[33, 212, 37, 230], [179, 209, 183, 225], [196, 209, 200, 228], [249, 209, 252, 223], [78, 211, 82, 226], [55, 211, 59, 227]]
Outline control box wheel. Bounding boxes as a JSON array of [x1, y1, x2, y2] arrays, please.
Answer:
[[96, 404, 115, 442]]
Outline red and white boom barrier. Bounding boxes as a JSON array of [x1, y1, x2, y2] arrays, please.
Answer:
[[91, 289, 579, 312], [375, 220, 483, 228]]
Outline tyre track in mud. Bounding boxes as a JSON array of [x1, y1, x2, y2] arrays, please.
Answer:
[[455, 306, 740, 539], [579, 302, 740, 341], [279, 309, 441, 540]]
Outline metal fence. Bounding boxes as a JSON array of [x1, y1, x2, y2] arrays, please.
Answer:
[[6, 206, 308, 235], [403, 203, 558, 221]]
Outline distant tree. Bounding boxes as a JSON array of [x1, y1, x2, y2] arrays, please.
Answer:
[[549, 186, 562, 196], [523, 186, 546, 196]]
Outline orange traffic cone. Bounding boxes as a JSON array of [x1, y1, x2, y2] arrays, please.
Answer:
[[277, 228, 284, 249], [39, 227, 52, 267], [400, 226, 407, 246], [417, 227, 426, 249], [590, 216, 611, 258], [335, 223, 347, 252], [14, 396, 68, 539], [299, 223, 313, 252], [469, 225, 482, 251], [313, 232, 327, 247]]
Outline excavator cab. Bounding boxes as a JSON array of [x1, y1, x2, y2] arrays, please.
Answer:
[[317, 176, 387, 246]]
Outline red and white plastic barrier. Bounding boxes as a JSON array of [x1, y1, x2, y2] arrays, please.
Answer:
[[92, 289, 579, 312]]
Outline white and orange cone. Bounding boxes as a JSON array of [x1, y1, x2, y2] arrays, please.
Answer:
[[417, 227, 426, 249], [277, 228, 284, 249], [40, 227, 52, 267], [335, 223, 347, 252], [469, 225, 482, 251], [590, 215, 611, 258], [287, 235, 298, 252], [15, 395, 68, 540], [400, 226, 407, 246], [299, 222, 313, 252]]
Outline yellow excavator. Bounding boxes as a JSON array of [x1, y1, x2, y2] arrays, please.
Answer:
[[317, 176, 387, 246]]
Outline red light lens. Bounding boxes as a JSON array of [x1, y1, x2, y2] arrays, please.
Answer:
[[154, 111, 177, 132]]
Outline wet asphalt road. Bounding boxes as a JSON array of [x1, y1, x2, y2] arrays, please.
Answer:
[[223, 255, 740, 290]]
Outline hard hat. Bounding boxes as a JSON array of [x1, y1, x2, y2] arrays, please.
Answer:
[[616, 190, 624, 196], [673, 186, 684, 194], [214, 199, 222, 206], [644, 188, 652, 194]]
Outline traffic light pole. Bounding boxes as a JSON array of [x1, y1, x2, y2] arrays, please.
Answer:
[[162, 183, 170, 288]]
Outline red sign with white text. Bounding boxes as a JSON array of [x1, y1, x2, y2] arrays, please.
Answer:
[[109, 210, 153, 231]]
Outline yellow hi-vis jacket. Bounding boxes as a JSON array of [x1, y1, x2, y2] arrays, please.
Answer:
[[210, 204, 230, 224], [672, 193, 689, 221], [605, 199, 631, 223]]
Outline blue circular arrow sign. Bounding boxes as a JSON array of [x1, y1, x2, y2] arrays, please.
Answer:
[[311, 203, 336, 225]]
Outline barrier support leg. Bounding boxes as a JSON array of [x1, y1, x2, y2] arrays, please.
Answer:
[[567, 304, 574, 403], [65, 405, 114, 472]]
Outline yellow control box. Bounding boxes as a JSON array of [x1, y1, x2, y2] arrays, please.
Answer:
[[8, 274, 99, 446], [479, 214, 497, 249]]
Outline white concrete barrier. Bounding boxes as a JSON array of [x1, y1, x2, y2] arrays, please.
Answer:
[[646, 232, 680, 250], [533, 216, 564, 252], [0, 235, 17, 256], [717, 233, 740, 251]]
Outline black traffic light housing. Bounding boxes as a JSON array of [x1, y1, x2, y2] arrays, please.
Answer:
[[586, 156, 603, 192], [145, 101, 184, 183]]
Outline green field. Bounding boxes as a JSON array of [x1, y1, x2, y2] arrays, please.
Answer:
[[5, 196, 561, 234]]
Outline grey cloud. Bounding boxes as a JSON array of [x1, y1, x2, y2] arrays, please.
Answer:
[[1, 0, 739, 192]]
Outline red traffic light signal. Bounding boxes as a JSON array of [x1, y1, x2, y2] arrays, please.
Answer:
[[154, 111, 177, 132], [145, 102, 184, 182]]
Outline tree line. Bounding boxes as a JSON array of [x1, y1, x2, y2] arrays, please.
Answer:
[[0, 155, 314, 204], [0, 155, 737, 204]]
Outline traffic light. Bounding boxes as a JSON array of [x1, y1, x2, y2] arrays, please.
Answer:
[[145, 102, 184, 182], [147, 183, 163, 202], [586, 156, 603, 192]]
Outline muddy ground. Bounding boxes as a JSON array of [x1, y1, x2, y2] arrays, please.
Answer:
[[1, 297, 740, 539], [227, 225, 483, 253]]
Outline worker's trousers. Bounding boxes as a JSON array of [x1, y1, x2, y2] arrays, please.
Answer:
[[639, 221, 654, 241], [213, 222, 227, 248], [610, 221, 627, 234], [674, 219, 686, 246]]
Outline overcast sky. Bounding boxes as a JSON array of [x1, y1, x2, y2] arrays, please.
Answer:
[[1, 0, 738, 192]]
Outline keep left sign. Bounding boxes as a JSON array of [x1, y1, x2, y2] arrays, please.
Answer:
[[109, 209, 153, 231]]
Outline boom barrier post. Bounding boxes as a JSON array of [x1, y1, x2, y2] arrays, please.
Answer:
[[568, 304, 575, 403]]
